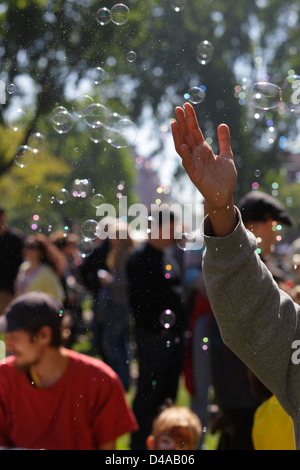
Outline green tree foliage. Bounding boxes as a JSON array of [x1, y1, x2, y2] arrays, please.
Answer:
[[0, 0, 300, 235]]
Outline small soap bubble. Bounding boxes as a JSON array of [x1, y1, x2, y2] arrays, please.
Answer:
[[84, 103, 108, 128], [14, 145, 34, 168], [249, 82, 282, 110], [6, 107, 27, 132], [254, 169, 261, 177], [89, 66, 106, 85], [110, 3, 130, 25], [27, 132, 45, 154], [159, 309, 176, 329], [7, 83, 16, 94], [282, 75, 300, 112], [53, 112, 74, 134], [55, 188, 69, 204], [78, 238, 94, 258], [196, 40, 214, 65], [106, 118, 137, 148], [51, 106, 69, 125], [96, 7, 111, 25], [91, 193, 105, 208], [81, 219, 98, 240], [184, 86, 205, 104], [176, 232, 197, 251], [127, 50, 137, 63]]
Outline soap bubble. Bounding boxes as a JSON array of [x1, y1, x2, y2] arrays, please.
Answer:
[[249, 82, 282, 110], [27, 133, 45, 154], [14, 145, 34, 168], [51, 106, 69, 125], [53, 113, 74, 134], [176, 232, 197, 251], [72, 178, 92, 198], [81, 219, 98, 240], [106, 118, 137, 148], [159, 309, 176, 329], [6, 107, 27, 131], [196, 40, 214, 65], [110, 3, 130, 25], [89, 125, 106, 143], [91, 193, 105, 208], [51, 107, 74, 134], [127, 51, 137, 62], [7, 83, 16, 94], [184, 86, 205, 104], [84, 103, 108, 128], [282, 75, 300, 112], [96, 7, 111, 25], [89, 66, 106, 85], [78, 238, 94, 258], [72, 94, 94, 118], [55, 188, 69, 204]]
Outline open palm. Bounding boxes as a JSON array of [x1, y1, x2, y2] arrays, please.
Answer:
[[171, 103, 237, 210]]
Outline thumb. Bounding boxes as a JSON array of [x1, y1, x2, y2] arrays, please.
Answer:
[[218, 123, 233, 158]]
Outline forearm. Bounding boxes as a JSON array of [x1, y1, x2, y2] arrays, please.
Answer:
[[202, 211, 299, 415], [205, 198, 238, 237]]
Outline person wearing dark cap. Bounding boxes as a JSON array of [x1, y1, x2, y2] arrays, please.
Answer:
[[0, 291, 137, 450], [171, 102, 300, 449], [238, 190, 294, 282], [0, 205, 24, 315]]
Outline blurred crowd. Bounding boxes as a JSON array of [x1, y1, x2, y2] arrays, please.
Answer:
[[1, 189, 300, 450]]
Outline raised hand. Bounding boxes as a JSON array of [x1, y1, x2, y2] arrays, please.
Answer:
[[171, 102, 238, 236]]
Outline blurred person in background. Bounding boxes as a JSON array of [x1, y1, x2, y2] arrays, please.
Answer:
[[0, 205, 24, 315], [14, 233, 66, 303], [98, 220, 134, 392]]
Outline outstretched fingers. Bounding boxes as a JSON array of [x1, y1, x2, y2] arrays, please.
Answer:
[[184, 102, 205, 146], [174, 103, 205, 149], [217, 123, 233, 159]]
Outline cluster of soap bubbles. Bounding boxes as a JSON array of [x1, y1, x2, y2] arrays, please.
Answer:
[[249, 74, 300, 113], [50, 95, 137, 149], [96, 3, 130, 26], [51, 178, 106, 258]]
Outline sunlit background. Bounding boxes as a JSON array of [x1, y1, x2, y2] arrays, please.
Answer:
[[1, 0, 300, 244]]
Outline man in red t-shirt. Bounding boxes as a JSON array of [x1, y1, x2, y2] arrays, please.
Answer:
[[0, 291, 138, 450]]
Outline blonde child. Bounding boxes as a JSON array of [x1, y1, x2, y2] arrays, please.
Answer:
[[146, 405, 202, 451]]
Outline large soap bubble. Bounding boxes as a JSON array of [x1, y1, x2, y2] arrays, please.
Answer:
[[14, 145, 34, 168], [110, 3, 130, 25], [106, 118, 137, 148], [249, 82, 282, 110], [84, 103, 108, 128]]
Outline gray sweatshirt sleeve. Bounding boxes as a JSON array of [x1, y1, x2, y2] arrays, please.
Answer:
[[202, 208, 300, 418]]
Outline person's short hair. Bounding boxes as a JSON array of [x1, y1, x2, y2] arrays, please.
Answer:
[[0, 291, 64, 347], [0, 205, 5, 215], [238, 191, 294, 227], [151, 405, 202, 449]]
